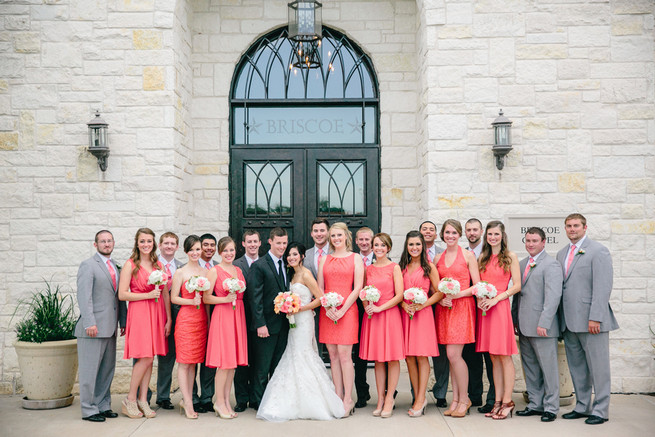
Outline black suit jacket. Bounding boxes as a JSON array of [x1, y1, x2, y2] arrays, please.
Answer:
[[246, 253, 289, 334]]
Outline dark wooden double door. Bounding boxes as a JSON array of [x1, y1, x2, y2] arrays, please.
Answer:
[[230, 146, 379, 257]]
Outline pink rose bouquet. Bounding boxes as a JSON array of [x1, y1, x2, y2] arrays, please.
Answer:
[[438, 277, 460, 309], [320, 292, 344, 324], [359, 285, 381, 319], [222, 277, 246, 309], [274, 291, 302, 328], [472, 281, 498, 316], [403, 287, 427, 319]]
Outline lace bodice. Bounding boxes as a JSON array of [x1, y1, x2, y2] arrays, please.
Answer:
[[290, 282, 312, 306]]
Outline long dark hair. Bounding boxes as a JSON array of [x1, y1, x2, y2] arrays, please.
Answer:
[[130, 228, 160, 276], [478, 220, 512, 273], [284, 242, 306, 281], [399, 230, 431, 277]]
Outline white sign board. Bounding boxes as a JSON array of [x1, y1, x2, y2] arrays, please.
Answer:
[[505, 215, 567, 257]]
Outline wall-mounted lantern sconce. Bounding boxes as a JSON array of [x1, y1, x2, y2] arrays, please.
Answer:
[[87, 110, 109, 172], [288, 1, 323, 69], [491, 109, 513, 170]]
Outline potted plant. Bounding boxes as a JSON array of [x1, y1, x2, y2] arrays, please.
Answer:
[[12, 280, 79, 409]]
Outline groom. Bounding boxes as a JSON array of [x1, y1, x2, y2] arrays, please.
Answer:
[[247, 227, 290, 410]]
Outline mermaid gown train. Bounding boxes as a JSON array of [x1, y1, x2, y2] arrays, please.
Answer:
[[257, 283, 345, 422]]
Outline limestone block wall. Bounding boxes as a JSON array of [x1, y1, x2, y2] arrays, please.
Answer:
[[0, 0, 188, 393], [418, 0, 655, 393]]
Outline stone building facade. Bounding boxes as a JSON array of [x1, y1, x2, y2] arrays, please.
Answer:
[[1, 0, 653, 394]]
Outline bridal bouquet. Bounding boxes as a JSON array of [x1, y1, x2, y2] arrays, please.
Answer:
[[320, 292, 344, 325], [147, 269, 168, 302], [223, 277, 246, 309], [187, 275, 210, 309], [438, 277, 460, 310], [359, 285, 381, 319], [472, 281, 498, 316], [274, 291, 302, 328], [403, 287, 427, 319]]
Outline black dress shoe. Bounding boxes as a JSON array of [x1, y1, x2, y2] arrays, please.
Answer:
[[234, 402, 248, 413], [355, 393, 370, 408], [99, 410, 118, 418], [193, 403, 207, 413], [516, 408, 544, 417], [436, 398, 447, 408], [249, 402, 260, 410], [156, 400, 174, 410], [82, 414, 106, 422], [478, 403, 494, 414], [470, 397, 483, 407], [562, 410, 588, 419], [541, 412, 557, 422], [201, 402, 214, 412], [585, 415, 608, 425]]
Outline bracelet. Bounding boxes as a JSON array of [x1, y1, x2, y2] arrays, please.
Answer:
[[505, 291, 510, 299]]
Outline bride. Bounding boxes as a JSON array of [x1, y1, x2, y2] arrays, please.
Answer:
[[256, 242, 346, 421]]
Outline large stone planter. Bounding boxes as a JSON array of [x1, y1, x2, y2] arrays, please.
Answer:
[[14, 339, 78, 409]]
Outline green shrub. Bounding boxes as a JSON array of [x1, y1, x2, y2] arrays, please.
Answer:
[[13, 281, 77, 343]]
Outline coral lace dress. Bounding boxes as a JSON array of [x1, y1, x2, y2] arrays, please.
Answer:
[[435, 247, 476, 345], [174, 278, 208, 364]]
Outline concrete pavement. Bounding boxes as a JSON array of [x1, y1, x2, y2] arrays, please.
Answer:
[[2, 389, 654, 437]]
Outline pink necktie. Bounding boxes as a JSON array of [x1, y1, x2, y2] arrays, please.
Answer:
[[566, 245, 576, 274], [107, 260, 116, 289], [523, 257, 534, 281], [317, 248, 324, 271], [205, 261, 211, 269], [362, 254, 370, 266], [164, 263, 172, 281]]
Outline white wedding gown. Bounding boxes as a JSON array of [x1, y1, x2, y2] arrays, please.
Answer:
[[256, 283, 346, 422]]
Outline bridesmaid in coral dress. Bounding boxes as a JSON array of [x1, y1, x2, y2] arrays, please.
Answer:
[[170, 235, 209, 419], [318, 222, 365, 416], [399, 230, 442, 417], [476, 221, 520, 420], [118, 228, 171, 419], [205, 236, 248, 419], [359, 233, 405, 418], [435, 219, 481, 418]]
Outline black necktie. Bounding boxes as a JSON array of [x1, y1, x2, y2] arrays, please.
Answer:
[[277, 259, 285, 284]]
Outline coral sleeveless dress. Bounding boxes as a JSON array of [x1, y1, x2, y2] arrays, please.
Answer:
[[359, 263, 405, 362], [206, 265, 248, 369], [174, 279, 208, 364], [435, 247, 476, 344], [401, 266, 439, 357], [319, 253, 359, 345], [476, 255, 518, 355], [123, 259, 168, 359]]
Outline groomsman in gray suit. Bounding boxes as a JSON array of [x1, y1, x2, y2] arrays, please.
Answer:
[[557, 213, 618, 425], [155, 232, 184, 410], [75, 230, 126, 422], [233, 230, 261, 412], [513, 227, 563, 422], [303, 218, 330, 278]]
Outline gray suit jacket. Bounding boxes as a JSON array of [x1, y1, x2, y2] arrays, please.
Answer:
[[303, 245, 330, 278], [75, 253, 126, 338], [513, 252, 562, 337], [556, 238, 618, 333], [234, 255, 255, 282]]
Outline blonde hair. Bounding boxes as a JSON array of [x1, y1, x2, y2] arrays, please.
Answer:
[[328, 222, 353, 252]]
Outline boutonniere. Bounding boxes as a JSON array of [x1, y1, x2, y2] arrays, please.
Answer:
[[577, 249, 585, 255], [529, 262, 537, 269]]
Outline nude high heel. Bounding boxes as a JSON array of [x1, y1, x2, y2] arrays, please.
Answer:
[[451, 399, 472, 418], [443, 400, 458, 416], [137, 400, 156, 418], [180, 400, 198, 419], [121, 398, 143, 419], [213, 403, 235, 419], [408, 399, 427, 417]]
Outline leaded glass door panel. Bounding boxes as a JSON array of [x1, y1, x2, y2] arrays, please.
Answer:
[[231, 149, 305, 256]]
